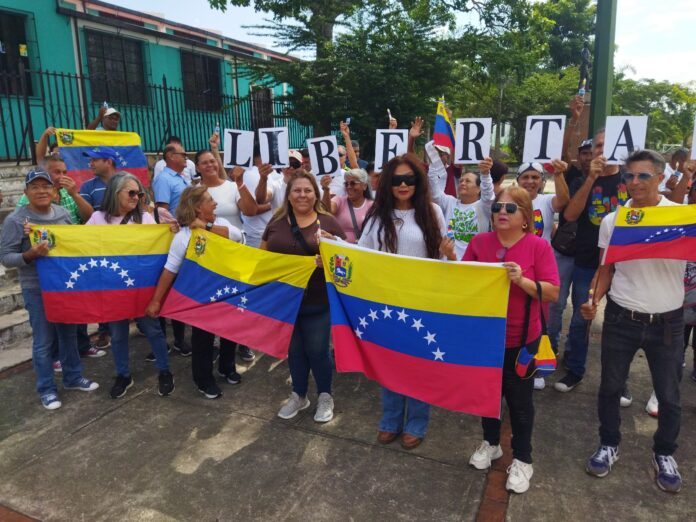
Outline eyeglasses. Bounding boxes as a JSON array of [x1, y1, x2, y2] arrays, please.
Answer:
[[344, 180, 363, 188], [289, 160, 302, 169], [339, 152, 346, 157], [622, 172, 657, 183], [170, 152, 188, 157], [123, 189, 145, 199], [391, 174, 417, 187], [491, 202, 523, 214]]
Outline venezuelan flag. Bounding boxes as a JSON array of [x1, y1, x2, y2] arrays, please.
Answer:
[[32, 224, 172, 323], [603, 204, 696, 264], [320, 239, 509, 417], [55, 128, 149, 189], [160, 231, 316, 359], [433, 101, 455, 152]]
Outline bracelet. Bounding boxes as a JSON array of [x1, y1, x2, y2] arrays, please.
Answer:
[[237, 183, 246, 191]]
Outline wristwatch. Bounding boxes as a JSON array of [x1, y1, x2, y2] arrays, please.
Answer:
[[205, 222, 214, 231]]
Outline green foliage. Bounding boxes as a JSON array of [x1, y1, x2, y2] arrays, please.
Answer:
[[534, 0, 596, 70]]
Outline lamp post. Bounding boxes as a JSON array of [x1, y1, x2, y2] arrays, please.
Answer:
[[589, 0, 618, 135]]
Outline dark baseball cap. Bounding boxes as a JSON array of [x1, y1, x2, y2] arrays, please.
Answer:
[[578, 139, 593, 151], [25, 170, 53, 186], [82, 146, 117, 162]]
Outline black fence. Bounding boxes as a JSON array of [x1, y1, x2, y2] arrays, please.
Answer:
[[0, 66, 313, 164]]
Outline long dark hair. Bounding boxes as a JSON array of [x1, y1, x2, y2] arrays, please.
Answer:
[[363, 153, 442, 259]]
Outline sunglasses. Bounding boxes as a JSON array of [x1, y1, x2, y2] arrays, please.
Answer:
[[491, 202, 522, 214], [124, 190, 145, 199], [391, 174, 417, 187], [344, 180, 363, 188], [289, 160, 302, 169], [622, 172, 656, 183]]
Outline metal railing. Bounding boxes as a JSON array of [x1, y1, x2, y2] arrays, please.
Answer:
[[0, 66, 313, 164]]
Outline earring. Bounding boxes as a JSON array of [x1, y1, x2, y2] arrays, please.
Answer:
[[522, 223, 528, 229]]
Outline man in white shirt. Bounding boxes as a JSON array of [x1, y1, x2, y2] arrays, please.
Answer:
[[153, 136, 197, 184], [581, 149, 685, 494]]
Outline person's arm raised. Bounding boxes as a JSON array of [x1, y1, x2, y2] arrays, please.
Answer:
[[564, 156, 603, 222]]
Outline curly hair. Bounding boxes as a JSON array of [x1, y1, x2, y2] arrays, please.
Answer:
[[363, 153, 442, 259]]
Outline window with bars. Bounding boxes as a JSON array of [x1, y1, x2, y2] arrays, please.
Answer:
[[250, 85, 273, 130], [85, 30, 146, 106], [0, 11, 32, 95], [180, 50, 221, 111]]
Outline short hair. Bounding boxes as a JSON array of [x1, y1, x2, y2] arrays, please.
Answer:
[[167, 136, 183, 145], [594, 127, 605, 139], [490, 160, 508, 183], [462, 171, 481, 187], [625, 149, 666, 174], [672, 148, 689, 163], [101, 172, 147, 223], [365, 162, 375, 174], [176, 185, 209, 226], [494, 186, 535, 233], [351, 140, 360, 149], [45, 153, 66, 166], [300, 148, 310, 158], [163, 144, 179, 162]]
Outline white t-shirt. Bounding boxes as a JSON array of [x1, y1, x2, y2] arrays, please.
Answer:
[[164, 217, 242, 273], [154, 158, 196, 185], [599, 196, 686, 313], [240, 167, 273, 248], [532, 193, 556, 241], [206, 180, 242, 229]]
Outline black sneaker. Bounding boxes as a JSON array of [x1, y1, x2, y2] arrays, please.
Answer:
[[238, 346, 255, 362], [223, 371, 241, 385], [145, 345, 172, 362], [553, 372, 583, 393], [173, 341, 192, 357], [158, 371, 175, 396], [198, 383, 222, 399], [110, 375, 134, 399]]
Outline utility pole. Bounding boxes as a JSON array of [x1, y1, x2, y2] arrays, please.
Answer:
[[589, 0, 618, 135]]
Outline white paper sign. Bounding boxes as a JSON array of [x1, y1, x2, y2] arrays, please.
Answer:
[[603, 116, 648, 165], [454, 118, 492, 164], [691, 116, 696, 160], [222, 129, 254, 168], [374, 129, 408, 172], [306, 135, 341, 176], [522, 115, 566, 162], [258, 127, 289, 168]]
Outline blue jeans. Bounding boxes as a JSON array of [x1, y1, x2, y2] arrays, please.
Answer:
[[22, 288, 83, 397], [548, 250, 575, 352], [380, 388, 430, 438], [288, 303, 332, 396], [564, 264, 597, 377], [598, 298, 683, 455], [109, 316, 169, 376]]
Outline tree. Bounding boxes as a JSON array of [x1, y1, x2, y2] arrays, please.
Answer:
[[534, 0, 595, 71]]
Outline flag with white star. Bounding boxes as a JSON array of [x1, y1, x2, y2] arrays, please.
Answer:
[[320, 239, 510, 418], [603, 204, 696, 264], [160, 230, 316, 359], [33, 224, 172, 323]]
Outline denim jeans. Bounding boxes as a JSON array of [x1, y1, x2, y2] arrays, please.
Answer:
[[481, 346, 535, 463], [564, 264, 597, 377], [598, 299, 683, 455], [548, 250, 575, 352], [109, 316, 169, 376], [160, 317, 185, 344], [379, 387, 431, 438], [22, 288, 83, 397], [288, 303, 332, 396], [191, 326, 236, 388]]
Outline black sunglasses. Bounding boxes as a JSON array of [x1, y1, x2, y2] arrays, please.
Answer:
[[125, 190, 145, 199], [622, 172, 656, 183], [391, 174, 417, 187], [491, 202, 521, 214], [289, 160, 302, 169]]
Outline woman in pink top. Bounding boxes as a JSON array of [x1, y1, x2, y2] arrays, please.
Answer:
[[320, 168, 372, 243], [450, 186, 559, 494]]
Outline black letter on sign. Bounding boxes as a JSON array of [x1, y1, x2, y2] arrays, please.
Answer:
[[310, 139, 339, 175], [529, 118, 563, 160], [381, 132, 406, 167], [260, 130, 282, 166], [226, 130, 252, 167], [608, 120, 635, 162], [458, 121, 485, 162]]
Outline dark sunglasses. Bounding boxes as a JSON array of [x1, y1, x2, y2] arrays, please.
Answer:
[[125, 190, 145, 199], [491, 202, 521, 214], [622, 172, 656, 183], [289, 160, 302, 169], [391, 174, 417, 187], [344, 180, 363, 188]]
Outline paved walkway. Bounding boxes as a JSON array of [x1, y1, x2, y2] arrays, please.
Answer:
[[1, 317, 695, 521]]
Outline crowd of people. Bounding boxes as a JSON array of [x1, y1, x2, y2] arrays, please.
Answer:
[[1, 98, 695, 495]]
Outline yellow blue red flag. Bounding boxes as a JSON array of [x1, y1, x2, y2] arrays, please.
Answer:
[[433, 101, 455, 152], [320, 239, 509, 417], [160, 231, 316, 358]]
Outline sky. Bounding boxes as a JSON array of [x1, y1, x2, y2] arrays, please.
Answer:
[[106, 0, 695, 85]]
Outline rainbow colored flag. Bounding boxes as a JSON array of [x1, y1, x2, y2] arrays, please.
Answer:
[[320, 239, 509, 417], [433, 101, 455, 152], [603, 204, 696, 264], [160, 230, 316, 358], [55, 128, 149, 189], [32, 224, 172, 323]]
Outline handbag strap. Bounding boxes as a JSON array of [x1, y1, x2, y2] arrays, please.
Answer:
[[519, 281, 547, 346], [347, 201, 361, 240], [288, 208, 315, 255], [536, 281, 548, 335]]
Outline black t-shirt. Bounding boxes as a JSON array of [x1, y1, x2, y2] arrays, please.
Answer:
[[557, 165, 584, 227], [569, 171, 628, 268]]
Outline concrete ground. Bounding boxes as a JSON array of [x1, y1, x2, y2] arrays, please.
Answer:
[[1, 314, 695, 522]]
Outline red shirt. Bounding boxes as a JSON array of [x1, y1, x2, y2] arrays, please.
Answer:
[[463, 232, 559, 348]]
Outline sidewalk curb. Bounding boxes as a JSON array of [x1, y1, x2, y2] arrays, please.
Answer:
[[476, 407, 513, 522]]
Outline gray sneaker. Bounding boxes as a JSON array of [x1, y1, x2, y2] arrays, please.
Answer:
[[277, 392, 310, 419], [314, 392, 334, 423]]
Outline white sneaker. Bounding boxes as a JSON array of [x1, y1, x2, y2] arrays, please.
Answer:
[[314, 392, 334, 423], [469, 440, 503, 470], [533, 377, 545, 390], [646, 391, 658, 417], [506, 459, 534, 493], [277, 392, 310, 419]]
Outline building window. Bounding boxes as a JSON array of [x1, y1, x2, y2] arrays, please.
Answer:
[[0, 11, 32, 95], [180, 51, 221, 111], [250, 86, 273, 130], [85, 30, 146, 106]]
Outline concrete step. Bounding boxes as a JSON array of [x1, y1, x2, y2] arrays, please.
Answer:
[[0, 308, 31, 351], [0, 282, 23, 315], [0, 338, 32, 372], [0, 266, 19, 289]]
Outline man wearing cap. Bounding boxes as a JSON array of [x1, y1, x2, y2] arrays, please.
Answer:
[[1, 171, 100, 410], [79, 147, 119, 211], [87, 106, 120, 131], [152, 143, 189, 214]]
